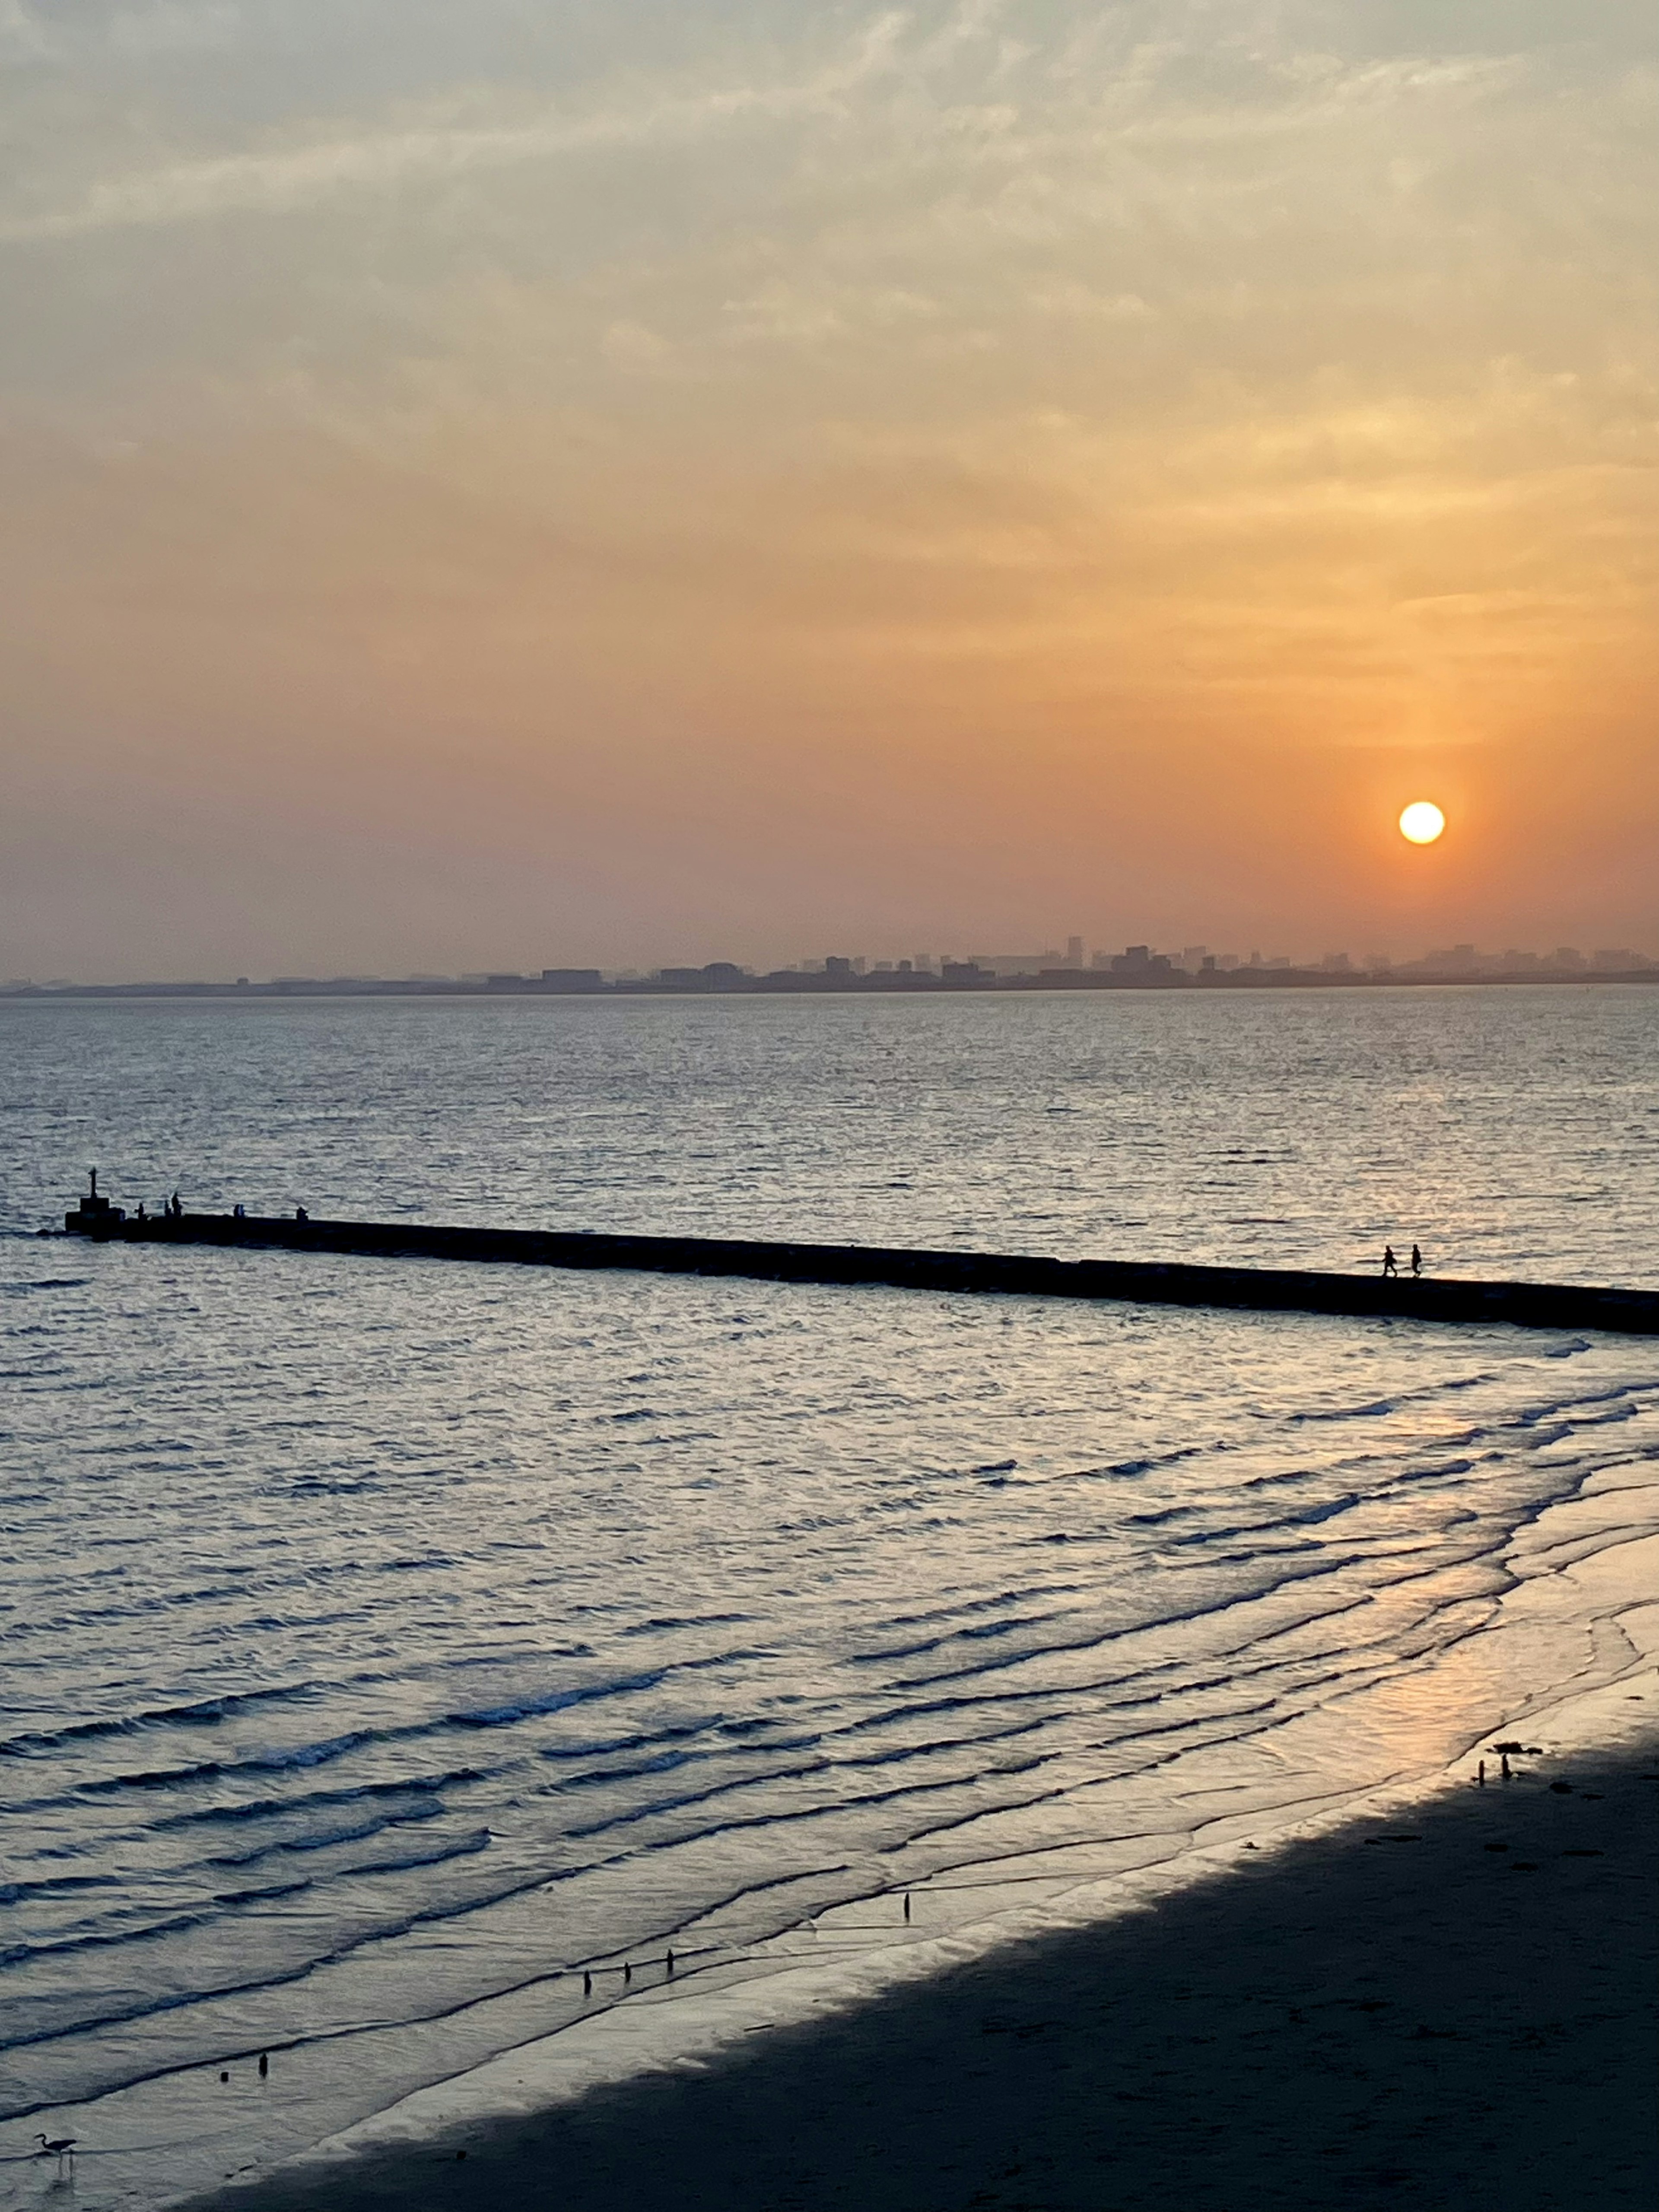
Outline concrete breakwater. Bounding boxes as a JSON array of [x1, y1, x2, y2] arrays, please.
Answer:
[[60, 1198, 1659, 1336]]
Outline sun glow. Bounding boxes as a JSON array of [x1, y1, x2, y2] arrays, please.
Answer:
[[1398, 801, 1446, 845]]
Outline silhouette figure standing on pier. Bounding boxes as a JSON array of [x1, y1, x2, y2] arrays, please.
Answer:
[[1411, 1244, 1423, 1277], [1382, 1245, 1398, 1278]]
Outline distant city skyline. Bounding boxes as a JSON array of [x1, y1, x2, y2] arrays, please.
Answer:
[[8, 937, 1656, 997], [607, 938, 1659, 985]]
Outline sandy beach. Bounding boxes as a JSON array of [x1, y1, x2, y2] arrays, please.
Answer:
[[185, 1716, 1657, 2212]]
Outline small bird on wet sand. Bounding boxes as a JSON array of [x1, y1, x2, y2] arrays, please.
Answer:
[[35, 2134, 77, 2172]]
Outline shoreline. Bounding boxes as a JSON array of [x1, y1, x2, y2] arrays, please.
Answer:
[[10, 1503, 1654, 2212], [172, 1646, 1659, 2212], [6, 1481, 1655, 2212], [178, 1655, 1659, 2212]]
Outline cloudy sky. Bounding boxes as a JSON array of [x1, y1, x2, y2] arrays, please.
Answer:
[[2, 0, 1655, 976]]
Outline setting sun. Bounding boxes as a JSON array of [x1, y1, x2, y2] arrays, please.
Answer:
[[1398, 801, 1447, 846]]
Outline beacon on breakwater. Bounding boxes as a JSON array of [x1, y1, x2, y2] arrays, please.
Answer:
[[65, 1167, 125, 1233]]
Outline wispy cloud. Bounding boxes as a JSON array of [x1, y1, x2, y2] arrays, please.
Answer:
[[0, 0, 242, 63], [4, 9, 1541, 253], [1, 12, 908, 240]]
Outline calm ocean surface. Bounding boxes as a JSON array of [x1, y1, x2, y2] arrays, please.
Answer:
[[3, 988, 1658, 2205]]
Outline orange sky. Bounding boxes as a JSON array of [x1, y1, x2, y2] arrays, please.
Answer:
[[2, 1, 1656, 978]]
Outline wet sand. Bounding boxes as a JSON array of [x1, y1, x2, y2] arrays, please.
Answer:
[[191, 1738, 1658, 2212]]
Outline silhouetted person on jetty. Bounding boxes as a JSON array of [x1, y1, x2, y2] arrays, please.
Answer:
[[233, 1203, 245, 1218], [295, 1205, 308, 1221], [1411, 1243, 1423, 1277], [1382, 1245, 1398, 1277]]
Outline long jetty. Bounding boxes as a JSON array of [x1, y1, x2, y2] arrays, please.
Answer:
[[60, 1194, 1659, 1337]]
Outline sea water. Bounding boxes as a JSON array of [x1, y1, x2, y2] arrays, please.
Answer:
[[2, 988, 1657, 2206]]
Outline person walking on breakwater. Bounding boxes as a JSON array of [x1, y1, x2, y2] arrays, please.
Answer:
[[1411, 1244, 1423, 1277], [1382, 1245, 1398, 1277]]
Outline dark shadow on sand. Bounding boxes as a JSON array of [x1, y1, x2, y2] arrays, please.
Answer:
[[192, 1743, 1659, 2212]]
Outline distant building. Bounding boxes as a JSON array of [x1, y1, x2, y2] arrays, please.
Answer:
[[540, 968, 603, 989], [1422, 944, 1482, 975], [941, 961, 992, 984], [824, 956, 854, 979], [1065, 935, 1084, 968], [969, 950, 1064, 977], [643, 963, 751, 987], [1082, 944, 1179, 977]]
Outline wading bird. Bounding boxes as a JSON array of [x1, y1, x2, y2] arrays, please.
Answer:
[[34, 2134, 77, 2173]]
